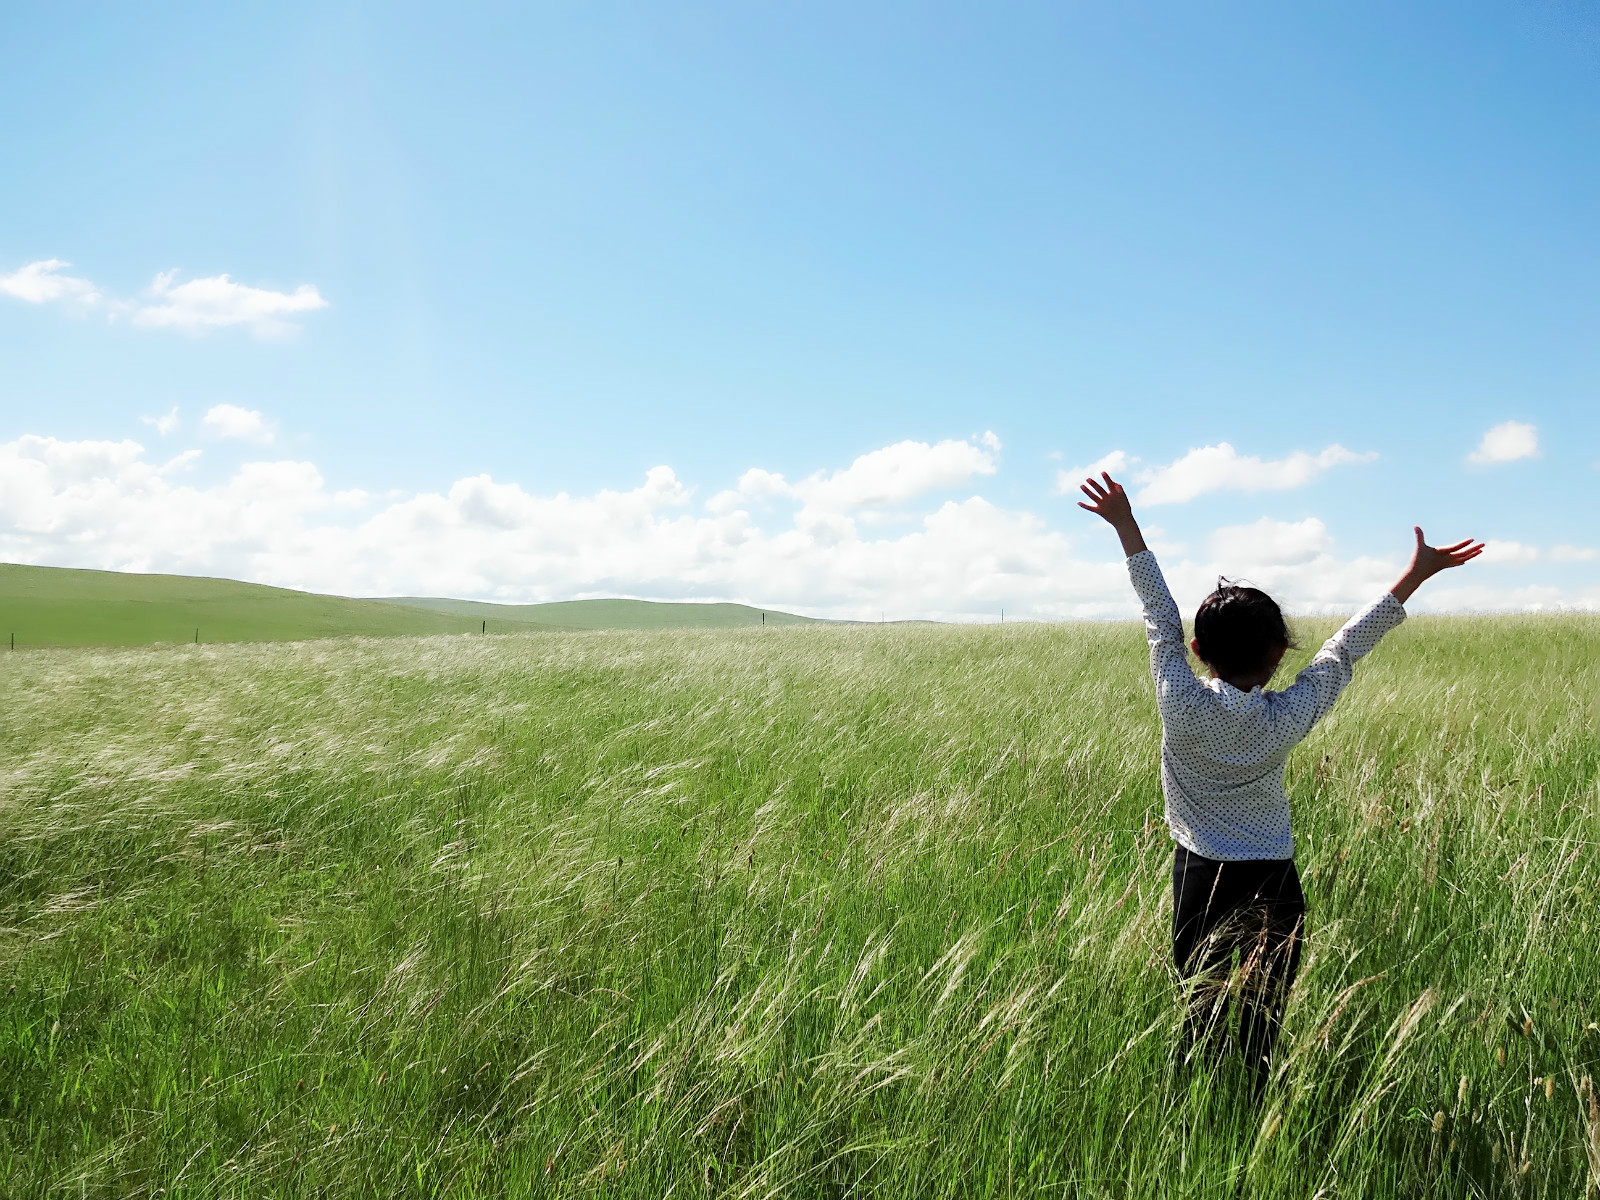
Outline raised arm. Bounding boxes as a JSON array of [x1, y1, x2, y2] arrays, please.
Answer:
[[1079, 473, 1202, 708], [1272, 526, 1483, 739]]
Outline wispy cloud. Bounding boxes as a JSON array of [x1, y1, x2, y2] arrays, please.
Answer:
[[142, 406, 181, 436], [1551, 544, 1599, 563], [1055, 442, 1375, 506], [130, 270, 328, 337], [202, 404, 274, 443], [0, 259, 100, 305], [1, 259, 326, 337], [1467, 420, 1538, 465], [1479, 539, 1540, 567], [1479, 539, 1596, 565]]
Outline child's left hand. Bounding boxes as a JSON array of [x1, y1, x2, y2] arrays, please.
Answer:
[[1391, 527, 1485, 602]]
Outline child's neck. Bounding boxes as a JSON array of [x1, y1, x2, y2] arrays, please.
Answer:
[[1212, 667, 1274, 692]]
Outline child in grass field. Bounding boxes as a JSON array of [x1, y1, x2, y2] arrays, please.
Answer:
[[1077, 472, 1483, 1092]]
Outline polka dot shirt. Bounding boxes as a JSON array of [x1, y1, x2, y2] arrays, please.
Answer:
[[1126, 550, 1407, 862]]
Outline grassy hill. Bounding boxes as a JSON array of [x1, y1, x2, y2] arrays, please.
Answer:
[[0, 562, 814, 648], [379, 595, 815, 630]]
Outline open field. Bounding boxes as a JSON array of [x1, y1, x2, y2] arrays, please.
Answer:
[[1, 616, 1597, 1197], [0, 562, 812, 648]]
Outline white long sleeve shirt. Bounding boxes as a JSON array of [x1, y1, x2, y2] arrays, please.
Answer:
[[1127, 550, 1406, 861]]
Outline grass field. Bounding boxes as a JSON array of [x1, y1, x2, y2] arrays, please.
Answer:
[[1, 616, 1597, 1197], [0, 562, 812, 648]]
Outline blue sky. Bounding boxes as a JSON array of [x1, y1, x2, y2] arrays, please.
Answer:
[[2, 1, 1597, 619]]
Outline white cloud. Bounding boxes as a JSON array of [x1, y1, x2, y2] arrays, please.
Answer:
[[202, 404, 274, 444], [1054, 450, 1136, 495], [1054, 443, 1373, 505], [1135, 443, 1376, 505], [129, 270, 328, 337], [1209, 517, 1333, 569], [1480, 540, 1540, 567], [1, 432, 1592, 621], [708, 434, 999, 517], [2, 258, 326, 336], [0, 259, 100, 305], [1550, 544, 1598, 563], [142, 406, 181, 436], [1454, 541, 1595, 568], [1467, 421, 1539, 465]]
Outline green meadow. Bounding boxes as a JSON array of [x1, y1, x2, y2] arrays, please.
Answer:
[[0, 563, 810, 648], [1, 615, 1597, 1197]]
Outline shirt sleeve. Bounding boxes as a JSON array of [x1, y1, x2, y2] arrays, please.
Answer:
[[1270, 592, 1407, 741], [1126, 550, 1205, 711]]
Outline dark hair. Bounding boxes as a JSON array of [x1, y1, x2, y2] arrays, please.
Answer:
[[1193, 579, 1294, 679]]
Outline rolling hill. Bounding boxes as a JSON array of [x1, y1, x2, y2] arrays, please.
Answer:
[[379, 596, 816, 631], [0, 562, 814, 648]]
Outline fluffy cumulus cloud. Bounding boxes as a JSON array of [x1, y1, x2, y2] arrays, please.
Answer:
[[1, 431, 1592, 620], [708, 434, 1000, 518], [202, 404, 274, 443], [1056, 443, 1375, 505], [1467, 421, 1539, 465], [0, 259, 326, 337], [1208, 517, 1334, 569]]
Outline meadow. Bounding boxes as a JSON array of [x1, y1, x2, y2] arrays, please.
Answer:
[[0, 615, 1596, 1197]]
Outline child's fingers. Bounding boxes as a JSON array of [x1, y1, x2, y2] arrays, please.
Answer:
[[1076, 501, 1096, 512], [1438, 538, 1476, 552]]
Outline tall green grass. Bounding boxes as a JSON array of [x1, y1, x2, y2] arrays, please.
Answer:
[[1, 617, 1596, 1197]]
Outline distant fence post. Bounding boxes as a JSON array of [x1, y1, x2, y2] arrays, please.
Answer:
[[482, 620, 486, 635], [194, 628, 199, 644]]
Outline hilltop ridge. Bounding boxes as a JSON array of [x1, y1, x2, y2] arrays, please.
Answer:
[[0, 561, 814, 648]]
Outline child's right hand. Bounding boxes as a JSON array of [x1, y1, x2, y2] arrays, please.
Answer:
[[1077, 473, 1135, 526], [1078, 473, 1148, 557]]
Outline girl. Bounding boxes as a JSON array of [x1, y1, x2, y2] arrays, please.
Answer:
[[1077, 472, 1482, 1089]]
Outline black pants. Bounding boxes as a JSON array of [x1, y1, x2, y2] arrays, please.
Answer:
[[1171, 844, 1304, 1089]]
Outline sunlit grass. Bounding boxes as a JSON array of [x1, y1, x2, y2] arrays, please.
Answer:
[[1, 616, 1597, 1197]]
